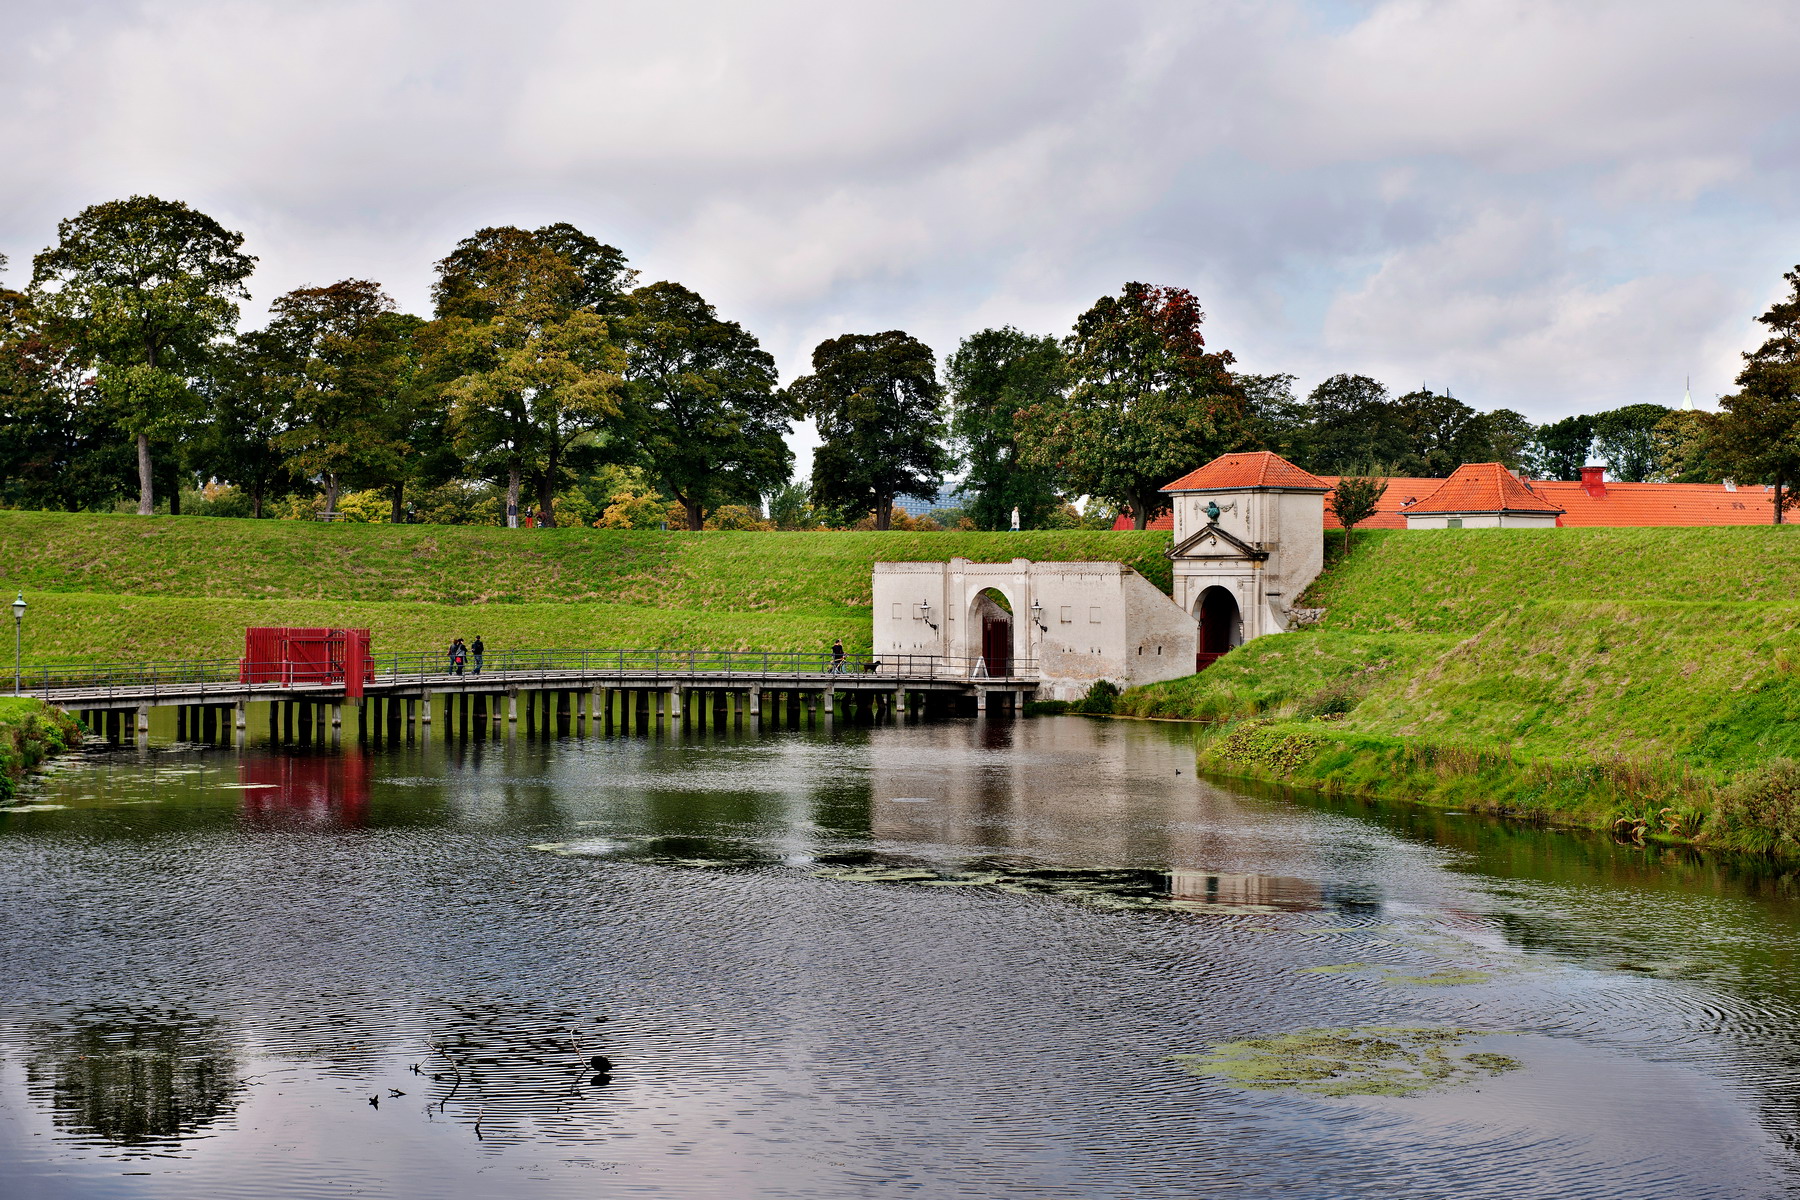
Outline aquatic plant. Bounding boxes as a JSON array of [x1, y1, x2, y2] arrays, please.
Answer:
[[1171, 1026, 1519, 1097]]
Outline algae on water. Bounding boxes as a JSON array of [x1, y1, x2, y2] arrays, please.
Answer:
[[1171, 1026, 1520, 1097]]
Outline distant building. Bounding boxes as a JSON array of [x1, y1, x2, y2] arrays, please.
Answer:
[[1115, 461, 1778, 530], [894, 486, 967, 518]]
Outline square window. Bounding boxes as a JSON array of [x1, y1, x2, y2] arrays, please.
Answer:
[[892, 602, 903, 620], [1089, 606, 1102, 623], [1447, 517, 1463, 529], [1060, 606, 1073, 623]]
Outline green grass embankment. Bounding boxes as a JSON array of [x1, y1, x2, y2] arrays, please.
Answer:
[[0, 697, 80, 801], [1119, 527, 1800, 851], [0, 511, 1170, 664]]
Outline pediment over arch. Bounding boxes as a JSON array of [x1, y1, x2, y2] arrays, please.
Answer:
[[1165, 523, 1269, 562]]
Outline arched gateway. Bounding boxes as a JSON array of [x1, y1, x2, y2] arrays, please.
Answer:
[[1195, 586, 1240, 669]]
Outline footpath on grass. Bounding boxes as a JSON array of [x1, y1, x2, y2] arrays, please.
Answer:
[[0, 511, 1170, 665], [1117, 527, 1800, 853]]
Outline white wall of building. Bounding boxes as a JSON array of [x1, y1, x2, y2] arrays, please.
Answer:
[[1403, 512, 1559, 529], [1166, 486, 1327, 641], [872, 559, 1196, 700]]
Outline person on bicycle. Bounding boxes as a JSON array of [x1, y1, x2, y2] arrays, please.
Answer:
[[829, 638, 846, 674]]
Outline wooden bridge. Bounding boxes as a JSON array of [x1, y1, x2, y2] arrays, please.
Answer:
[[19, 649, 1039, 741]]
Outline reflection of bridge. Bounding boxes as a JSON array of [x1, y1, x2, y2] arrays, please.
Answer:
[[24, 649, 1039, 740]]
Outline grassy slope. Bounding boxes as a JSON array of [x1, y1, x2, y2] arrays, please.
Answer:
[[1120, 527, 1800, 836], [0, 511, 1170, 663]]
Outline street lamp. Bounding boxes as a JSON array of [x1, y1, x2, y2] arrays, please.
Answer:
[[1030, 598, 1047, 632], [11, 592, 24, 696], [920, 599, 936, 630]]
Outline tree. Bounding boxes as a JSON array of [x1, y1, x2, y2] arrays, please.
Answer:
[[1328, 476, 1387, 554], [0, 270, 132, 511], [1482, 408, 1533, 472], [1654, 408, 1726, 483], [1703, 265, 1800, 522], [264, 280, 425, 517], [945, 327, 1066, 530], [430, 226, 628, 528], [1018, 283, 1247, 529], [792, 330, 950, 531], [1388, 389, 1492, 477], [189, 330, 301, 518], [1296, 374, 1406, 475], [30, 196, 255, 514], [1591, 403, 1673, 482], [1238, 372, 1307, 460], [1524, 415, 1594, 480], [617, 281, 791, 530]]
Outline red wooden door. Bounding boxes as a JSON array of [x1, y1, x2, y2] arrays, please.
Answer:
[[982, 618, 1011, 676]]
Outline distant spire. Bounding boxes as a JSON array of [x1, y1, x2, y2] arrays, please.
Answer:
[[1682, 376, 1694, 411]]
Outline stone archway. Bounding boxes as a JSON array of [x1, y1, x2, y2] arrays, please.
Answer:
[[1195, 586, 1240, 670], [971, 587, 1013, 676]]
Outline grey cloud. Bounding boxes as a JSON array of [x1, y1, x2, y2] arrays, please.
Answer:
[[2, 0, 1796, 431]]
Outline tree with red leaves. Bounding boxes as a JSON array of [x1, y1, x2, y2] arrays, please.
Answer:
[[1018, 282, 1247, 529]]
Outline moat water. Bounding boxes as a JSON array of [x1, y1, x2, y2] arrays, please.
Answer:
[[1, 712, 1797, 1198]]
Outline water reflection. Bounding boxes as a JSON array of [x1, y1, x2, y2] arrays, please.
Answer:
[[24, 1007, 241, 1150], [0, 715, 1797, 1196]]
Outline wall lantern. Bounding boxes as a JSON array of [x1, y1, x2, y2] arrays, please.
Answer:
[[920, 599, 937, 630], [1030, 598, 1047, 632]]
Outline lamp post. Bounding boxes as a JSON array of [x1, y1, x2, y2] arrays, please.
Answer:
[[11, 592, 24, 696]]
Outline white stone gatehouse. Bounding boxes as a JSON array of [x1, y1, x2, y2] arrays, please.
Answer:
[[872, 558, 1196, 701], [1161, 451, 1330, 664]]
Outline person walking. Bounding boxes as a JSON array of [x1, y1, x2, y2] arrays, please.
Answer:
[[471, 635, 485, 675], [829, 637, 846, 675], [448, 637, 466, 677]]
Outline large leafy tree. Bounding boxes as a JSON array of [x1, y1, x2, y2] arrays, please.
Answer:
[[1524, 414, 1594, 479], [0, 265, 132, 510], [265, 280, 426, 517], [29, 196, 255, 514], [1482, 408, 1534, 472], [190, 330, 301, 519], [1388, 389, 1495, 477], [1238, 372, 1307, 461], [1704, 265, 1800, 522], [1590, 403, 1673, 482], [1018, 283, 1246, 529], [617, 281, 791, 531], [1296, 374, 1407, 475], [945, 327, 1066, 530], [794, 330, 950, 531], [431, 226, 628, 528]]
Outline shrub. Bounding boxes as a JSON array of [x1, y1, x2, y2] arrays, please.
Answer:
[[1072, 680, 1121, 714], [1212, 720, 1323, 776], [1719, 759, 1800, 848]]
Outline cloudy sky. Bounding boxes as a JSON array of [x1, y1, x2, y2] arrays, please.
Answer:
[[4, 0, 1799, 463]]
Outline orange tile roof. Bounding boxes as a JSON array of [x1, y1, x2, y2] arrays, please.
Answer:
[[1534, 480, 1776, 526], [1406, 463, 1563, 516], [1161, 451, 1331, 493]]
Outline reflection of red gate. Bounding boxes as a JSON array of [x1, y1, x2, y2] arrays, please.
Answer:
[[982, 618, 1011, 676]]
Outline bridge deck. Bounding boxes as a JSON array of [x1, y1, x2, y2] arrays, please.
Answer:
[[37, 667, 1038, 710]]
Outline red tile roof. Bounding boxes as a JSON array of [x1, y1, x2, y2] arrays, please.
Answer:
[[1112, 463, 1782, 530], [1161, 451, 1331, 493], [1406, 463, 1563, 515], [1535, 480, 1776, 526]]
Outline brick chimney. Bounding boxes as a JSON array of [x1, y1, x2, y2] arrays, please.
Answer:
[[1579, 465, 1607, 498]]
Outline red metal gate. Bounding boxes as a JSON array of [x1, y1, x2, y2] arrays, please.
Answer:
[[240, 627, 374, 698]]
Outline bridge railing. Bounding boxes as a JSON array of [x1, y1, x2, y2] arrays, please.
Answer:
[[18, 649, 1037, 700]]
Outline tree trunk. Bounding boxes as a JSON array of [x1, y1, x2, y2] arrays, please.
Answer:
[[507, 465, 521, 528], [252, 484, 264, 520], [875, 496, 892, 531], [391, 483, 405, 525], [1132, 500, 1149, 531], [1777, 471, 1786, 525], [324, 471, 340, 516], [685, 499, 704, 531], [136, 433, 154, 515], [169, 479, 181, 516], [537, 471, 557, 528]]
